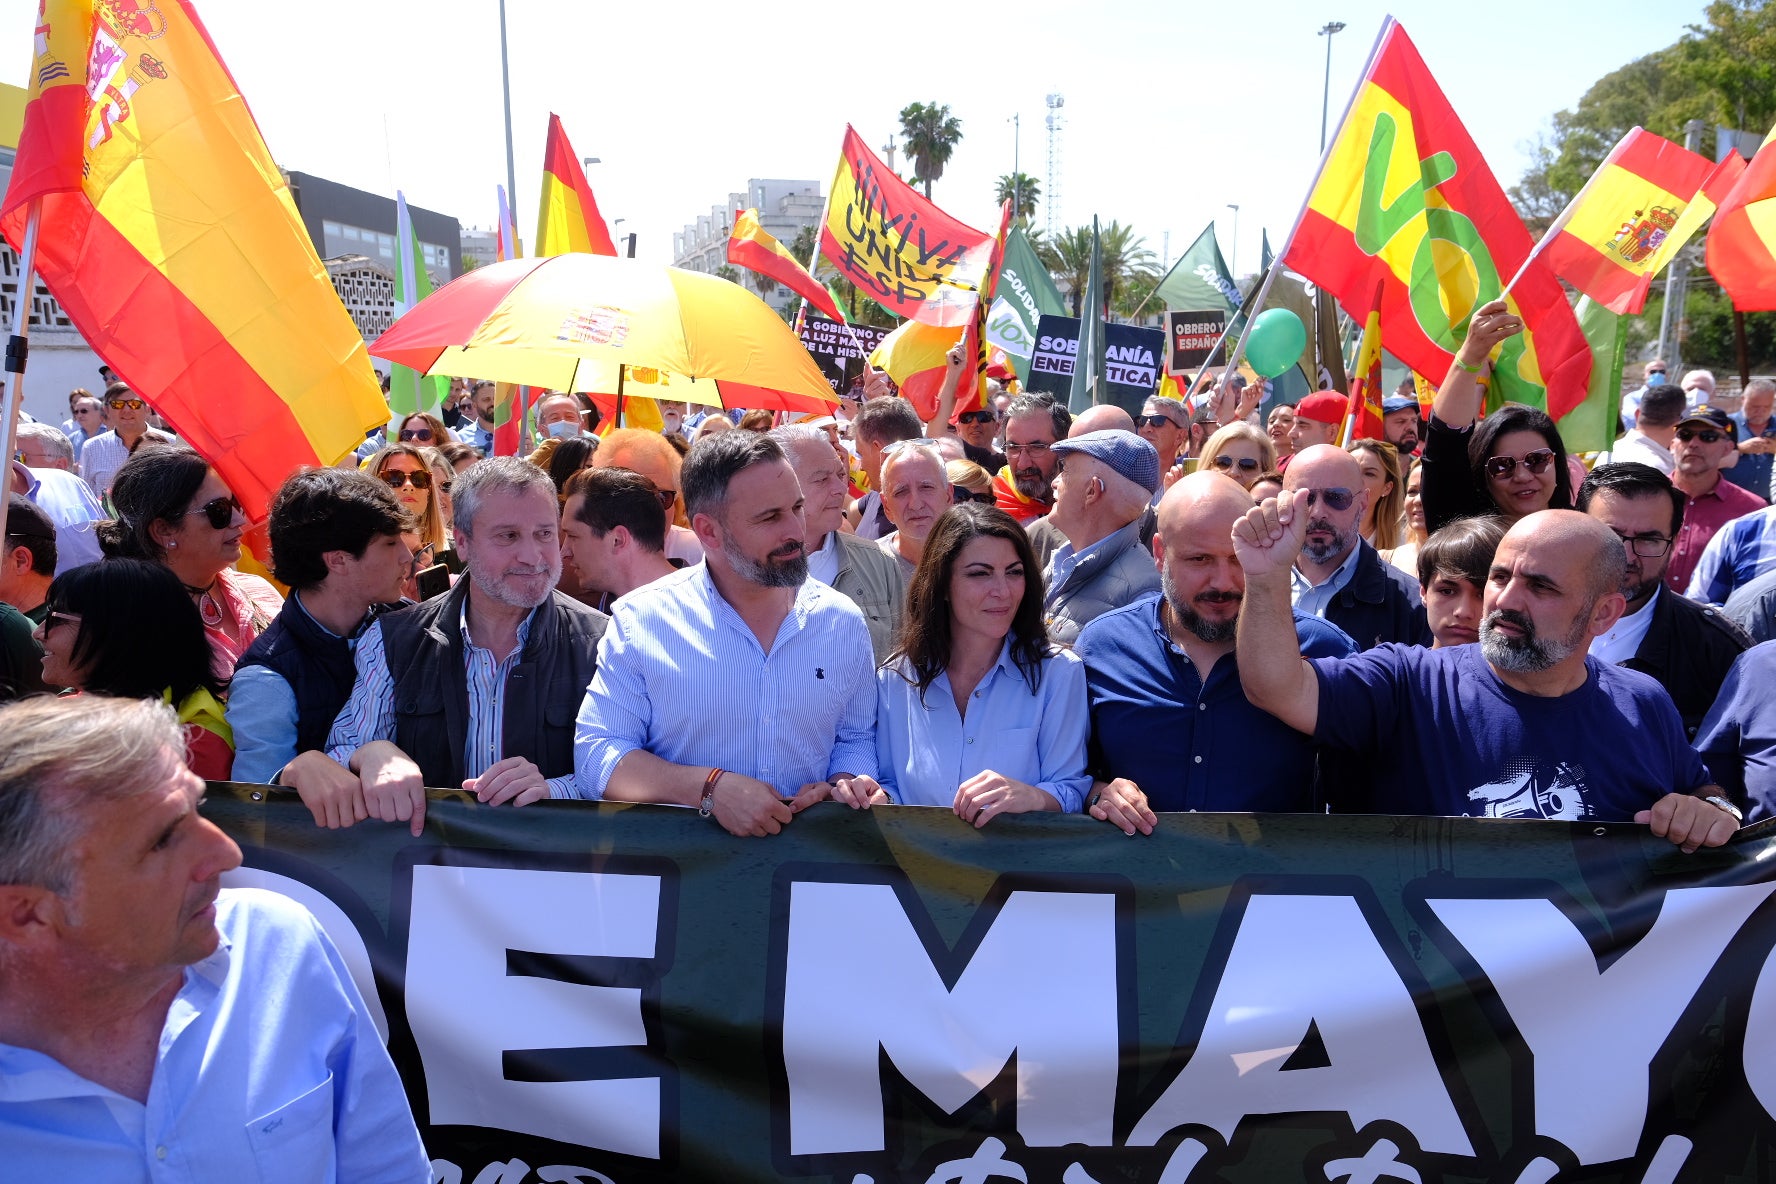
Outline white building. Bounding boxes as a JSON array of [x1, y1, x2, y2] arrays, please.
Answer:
[[672, 179, 823, 315]]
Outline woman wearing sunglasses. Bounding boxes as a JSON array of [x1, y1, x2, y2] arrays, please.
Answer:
[[1347, 439, 1405, 551], [367, 443, 449, 556], [1419, 298, 1575, 534], [35, 559, 235, 778], [1197, 423, 1276, 491], [98, 445, 283, 682], [395, 411, 454, 450]]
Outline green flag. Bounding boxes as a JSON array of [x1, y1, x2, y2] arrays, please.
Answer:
[[1153, 223, 1241, 314], [1261, 229, 1274, 272], [388, 191, 448, 417], [986, 227, 1066, 382], [1069, 217, 1106, 413], [1553, 296, 1626, 453]]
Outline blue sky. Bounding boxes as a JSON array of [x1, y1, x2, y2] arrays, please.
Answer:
[[0, 0, 1716, 277]]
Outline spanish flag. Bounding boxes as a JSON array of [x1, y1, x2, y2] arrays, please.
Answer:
[[868, 318, 962, 422], [0, 0, 388, 516], [727, 208, 846, 323], [1344, 285, 1387, 443], [1707, 122, 1776, 310], [536, 113, 616, 257], [1281, 18, 1591, 419], [1540, 128, 1724, 316]]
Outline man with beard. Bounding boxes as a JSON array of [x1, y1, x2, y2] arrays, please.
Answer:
[[574, 431, 879, 837], [1381, 393, 1423, 457], [325, 458, 608, 835], [994, 395, 1070, 524], [1576, 463, 1750, 738], [1071, 472, 1355, 834], [1284, 445, 1430, 649], [1233, 501, 1740, 849]]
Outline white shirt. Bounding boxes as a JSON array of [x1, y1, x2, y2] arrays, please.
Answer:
[[807, 531, 842, 588], [1607, 430, 1675, 476], [1590, 586, 1660, 665]]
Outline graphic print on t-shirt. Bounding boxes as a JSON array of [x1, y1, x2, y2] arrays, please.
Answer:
[[1467, 759, 1594, 820]]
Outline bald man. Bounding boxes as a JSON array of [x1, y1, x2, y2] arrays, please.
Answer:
[[1070, 404, 1136, 435], [1027, 403, 1152, 570], [596, 427, 702, 564], [1073, 471, 1355, 834], [1284, 444, 1429, 648], [1234, 504, 1742, 849]]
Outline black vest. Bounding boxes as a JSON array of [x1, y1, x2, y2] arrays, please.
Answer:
[[376, 578, 607, 788], [235, 594, 394, 758]]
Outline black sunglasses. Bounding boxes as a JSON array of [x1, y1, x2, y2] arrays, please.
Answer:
[[1138, 413, 1183, 430], [656, 489, 679, 510], [182, 494, 243, 530], [956, 409, 999, 425], [1212, 455, 1260, 473], [381, 469, 433, 491], [1483, 447, 1555, 480], [1299, 487, 1357, 512], [1676, 428, 1726, 444], [952, 485, 995, 505], [398, 427, 436, 443]]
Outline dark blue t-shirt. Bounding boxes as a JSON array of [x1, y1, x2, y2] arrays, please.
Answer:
[[1312, 643, 1709, 820], [1695, 640, 1776, 822], [1075, 593, 1356, 812]]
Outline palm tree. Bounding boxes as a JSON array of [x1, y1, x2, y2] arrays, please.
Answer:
[[1098, 221, 1157, 314], [1040, 226, 1093, 317], [994, 173, 1041, 224], [1038, 222, 1157, 318], [898, 102, 963, 199]]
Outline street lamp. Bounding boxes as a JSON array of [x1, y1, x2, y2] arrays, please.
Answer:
[[1318, 21, 1347, 153], [1226, 204, 1240, 278]]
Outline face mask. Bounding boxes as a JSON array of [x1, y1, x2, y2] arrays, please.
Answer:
[[546, 419, 579, 439]]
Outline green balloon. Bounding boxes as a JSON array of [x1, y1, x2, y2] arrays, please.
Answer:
[[1244, 308, 1308, 379]]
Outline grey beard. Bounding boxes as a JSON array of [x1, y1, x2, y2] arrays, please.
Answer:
[[724, 533, 808, 589], [1013, 470, 1053, 502], [1301, 517, 1355, 565], [1479, 607, 1587, 674], [471, 560, 561, 609]]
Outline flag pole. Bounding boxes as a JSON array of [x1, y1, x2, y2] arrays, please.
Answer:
[[800, 172, 871, 359], [498, 0, 519, 248], [0, 200, 44, 545]]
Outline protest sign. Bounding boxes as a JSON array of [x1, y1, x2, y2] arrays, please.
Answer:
[[206, 784, 1776, 1184], [1026, 314, 1166, 414], [1165, 309, 1228, 373], [797, 314, 889, 392], [984, 226, 1066, 383]]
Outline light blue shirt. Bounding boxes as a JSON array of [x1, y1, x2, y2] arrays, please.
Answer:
[[572, 564, 878, 798], [327, 601, 575, 797], [18, 464, 104, 573], [874, 640, 1091, 812], [0, 889, 428, 1183], [226, 593, 361, 784], [1290, 542, 1363, 618]]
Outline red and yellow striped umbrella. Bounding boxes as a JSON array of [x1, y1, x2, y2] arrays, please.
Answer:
[[372, 254, 839, 413]]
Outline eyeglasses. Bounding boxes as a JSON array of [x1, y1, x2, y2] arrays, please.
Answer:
[[956, 410, 999, 425], [1004, 441, 1053, 458], [381, 468, 433, 491], [1610, 529, 1674, 558], [655, 489, 679, 510], [1212, 455, 1261, 473], [107, 398, 146, 411], [1138, 414, 1184, 430], [1647, 369, 1667, 377], [952, 485, 995, 505], [182, 494, 243, 530], [1676, 428, 1726, 444], [1299, 486, 1357, 512], [1483, 447, 1556, 480], [398, 427, 436, 443], [72, 407, 95, 416]]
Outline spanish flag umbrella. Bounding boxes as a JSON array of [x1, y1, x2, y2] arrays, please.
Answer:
[[370, 254, 839, 413]]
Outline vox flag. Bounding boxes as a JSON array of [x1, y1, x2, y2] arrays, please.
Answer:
[[0, 0, 388, 516], [1281, 18, 1591, 418], [536, 113, 616, 257], [984, 225, 1066, 382], [1707, 121, 1776, 310], [820, 125, 995, 327], [389, 191, 447, 417], [728, 207, 845, 324]]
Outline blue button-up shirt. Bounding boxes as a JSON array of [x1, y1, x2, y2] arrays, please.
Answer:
[[18, 463, 104, 573], [1290, 542, 1363, 618], [1725, 411, 1776, 502], [1686, 506, 1776, 605], [572, 565, 878, 798], [1073, 593, 1356, 811], [875, 639, 1090, 811], [0, 889, 428, 1183]]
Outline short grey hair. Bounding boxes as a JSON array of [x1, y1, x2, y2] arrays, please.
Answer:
[[0, 696, 183, 894], [16, 422, 75, 466], [450, 455, 558, 538], [766, 423, 833, 459], [1743, 378, 1776, 400]]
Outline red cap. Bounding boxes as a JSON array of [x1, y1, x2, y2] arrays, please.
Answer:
[[1296, 391, 1348, 426]]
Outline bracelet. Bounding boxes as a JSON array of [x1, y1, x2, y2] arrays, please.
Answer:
[[699, 767, 725, 818], [1453, 357, 1483, 375]]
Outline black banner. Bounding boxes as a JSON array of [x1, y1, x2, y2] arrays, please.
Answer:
[[1026, 314, 1166, 415], [205, 785, 1776, 1184], [1166, 308, 1228, 373], [797, 313, 890, 392]]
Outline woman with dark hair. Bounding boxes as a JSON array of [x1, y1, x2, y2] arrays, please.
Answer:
[[1419, 299, 1574, 534], [852, 503, 1090, 823], [98, 444, 283, 680], [33, 558, 233, 777], [528, 435, 598, 501]]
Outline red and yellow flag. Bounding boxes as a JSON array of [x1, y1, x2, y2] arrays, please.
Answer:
[[1707, 122, 1776, 310], [1541, 128, 1727, 315], [820, 125, 995, 328], [1281, 19, 1591, 418], [536, 113, 616, 257], [727, 207, 846, 323], [1344, 286, 1387, 442], [0, 0, 388, 517], [867, 318, 962, 422]]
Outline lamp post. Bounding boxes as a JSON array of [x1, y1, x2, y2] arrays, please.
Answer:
[[1009, 112, 1021, 222], [1226, 203, 1240, 278], [1318, 21, 1347, 153], [499, 0, 518, 240]]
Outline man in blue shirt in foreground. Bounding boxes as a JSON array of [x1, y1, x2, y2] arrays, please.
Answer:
[[0, 695, 428, 1180], [1231, 496, 1740, 851]]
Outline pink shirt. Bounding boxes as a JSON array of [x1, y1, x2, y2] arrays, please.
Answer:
[[1666, 478, 1770, 593]]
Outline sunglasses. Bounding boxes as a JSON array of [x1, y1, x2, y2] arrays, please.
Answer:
[[656, 489, 679, 510], [398, 427, 436, 443], [952, 485, 995, 505], [182, 494, 243, 530], [73, 407, 95, 415], [1138, 413, 1183, 430], [108, 398, 147, 411], [381, 468, 433, 491], [1676, 428, 1726, 444], [1483, 447, 1556, 480], [1299, 487, 1357, 512], [1212, 455, 1261, 473], [956, 410, 999, 425]]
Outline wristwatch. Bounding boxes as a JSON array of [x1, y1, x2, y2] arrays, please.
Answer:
[[1702, 794, 1743, 823]]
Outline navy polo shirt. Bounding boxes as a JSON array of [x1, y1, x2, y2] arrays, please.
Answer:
[[1074, 593, 1356, 811]]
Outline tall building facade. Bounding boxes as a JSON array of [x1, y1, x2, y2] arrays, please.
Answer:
[[672, 179, 823, 315]]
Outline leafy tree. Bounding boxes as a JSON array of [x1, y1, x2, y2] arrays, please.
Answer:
[[994, 173, 1042, 224], [788, 222, 899, 328], [899, 102, 963, 199], [1038, 222, 1156, 318]]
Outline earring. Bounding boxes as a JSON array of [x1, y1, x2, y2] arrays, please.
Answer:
[[167, 541, 178, 548]]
